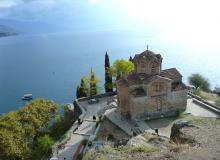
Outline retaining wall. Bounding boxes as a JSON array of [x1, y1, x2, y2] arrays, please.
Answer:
[[188, 92, 220, 115]]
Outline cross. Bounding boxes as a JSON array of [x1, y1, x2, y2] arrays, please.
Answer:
[[147, 45, 149, 50]]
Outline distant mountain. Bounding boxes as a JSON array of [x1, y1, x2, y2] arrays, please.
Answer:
[[0, 25, 18, 38]]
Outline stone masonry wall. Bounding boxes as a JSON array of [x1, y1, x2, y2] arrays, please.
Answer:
[[168, 89, 187, 110]]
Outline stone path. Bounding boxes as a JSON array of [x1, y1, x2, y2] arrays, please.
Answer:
[[52, 96, 115, 160], [185, 99, 220, 118]]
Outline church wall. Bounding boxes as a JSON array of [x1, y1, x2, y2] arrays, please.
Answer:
[[117, 84, 131, 116], [168, 89, 187, 110]]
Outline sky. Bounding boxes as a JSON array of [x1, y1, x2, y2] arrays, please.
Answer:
[[0, 0, 220, 46], [0, 0, 220, 52]]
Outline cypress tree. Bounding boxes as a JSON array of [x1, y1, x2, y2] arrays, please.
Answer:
[[105, 52, 113, 92], [129, 56, 133, 62], [90, 68, 98, 96], [76, 78, 88, 98], [76, 85, 80, 98]]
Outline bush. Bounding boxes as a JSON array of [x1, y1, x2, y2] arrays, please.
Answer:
[[175, 109, 181, 117], [188, 73, 210, 91], [77, 153, 84, 160], [214, 86, 220, 96], [50, 117, 73, 140], [31, 135, 54, 159]]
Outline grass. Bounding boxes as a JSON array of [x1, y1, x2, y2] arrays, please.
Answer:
[[193, 89, 220, 109], [169, 143, 190, 152], [193, 90, 218, 102], [180, 115, 220, 126], [100, 145, 159, 154], [201, 91, 216, 101], [215, 98, 220, 107]]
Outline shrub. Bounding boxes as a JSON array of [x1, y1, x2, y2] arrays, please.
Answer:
[[214, 86, 220, 96], [77, 153, 83, 160]]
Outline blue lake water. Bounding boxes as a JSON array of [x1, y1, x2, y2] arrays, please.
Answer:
[[0, 31, 219, 114]]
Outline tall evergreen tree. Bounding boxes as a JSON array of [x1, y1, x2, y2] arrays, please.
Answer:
[[105, 52, 113, 92], [129, 56, 133, 62], [76, 85, 80, 98], [76, 78, 88, 98], [90, 68, 98, 96]]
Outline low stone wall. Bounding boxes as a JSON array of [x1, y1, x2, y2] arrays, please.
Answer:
[[188, 92, 220, 111], [76, 92, 117, 102], [135, 109, 184, 121], [192, 98, 220, 115], [188, 92, 220, 115]]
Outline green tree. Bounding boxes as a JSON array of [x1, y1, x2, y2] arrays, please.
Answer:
[[32, 135, 54, 159], [214, 85, 220, 96], [90, 68, 99, 96], [105, 52, 113, 92], [0, 112, 30, 160], [17, 99, 58, 143], [111, 59, 134, 80], [76, 77, 89, 98], [0, 99, 58, 160], [188, 73, 210, 91], [129, 56, 133, 62]]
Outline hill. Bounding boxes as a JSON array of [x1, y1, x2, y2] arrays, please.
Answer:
[[0, 25, 17, 37]]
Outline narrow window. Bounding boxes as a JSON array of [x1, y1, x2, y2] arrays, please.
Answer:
[[156, 97, 162, 111], [151, 62, 157, 74]]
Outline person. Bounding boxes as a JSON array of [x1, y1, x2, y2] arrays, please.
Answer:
[[154, 128, 159, 135], [78, 118, 81, 125], [64, 158, 66, 160]]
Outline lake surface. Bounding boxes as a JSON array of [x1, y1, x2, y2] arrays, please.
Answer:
[[0, 31, 219, 114]]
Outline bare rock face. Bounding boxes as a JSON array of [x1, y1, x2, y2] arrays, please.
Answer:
[[170, 120, 196, 145]]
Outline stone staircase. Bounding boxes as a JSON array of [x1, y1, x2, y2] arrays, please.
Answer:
[[105, 108, 151, 136]]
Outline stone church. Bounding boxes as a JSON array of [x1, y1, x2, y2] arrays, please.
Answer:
[[116, 50, 187, 120]]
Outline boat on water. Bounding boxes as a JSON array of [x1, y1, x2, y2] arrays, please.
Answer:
[[21, 94, 33, 100]]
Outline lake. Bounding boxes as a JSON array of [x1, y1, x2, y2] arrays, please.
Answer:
[[0, 31, 219, 114]]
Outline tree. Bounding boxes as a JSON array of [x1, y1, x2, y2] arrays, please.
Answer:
[[188, 73, 210, 91], [129, 56, 133, 62], [0, 112, 30, 160], [17, 99, 58, 142], [0, 99, 58, 160], [90, 68, 99, 96], [214, 86, 220, 96], [32, 135, 54, 159], [111, 59, 134, 80], [76, 77, 89, 98], [105, 52, 113, 92]]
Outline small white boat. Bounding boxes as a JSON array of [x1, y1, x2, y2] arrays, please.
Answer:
[[21, 94, 33, 100]]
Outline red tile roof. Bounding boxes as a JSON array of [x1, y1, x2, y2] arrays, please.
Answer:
[[160, 68, 182, 79], [133, 50, 162, 62]]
